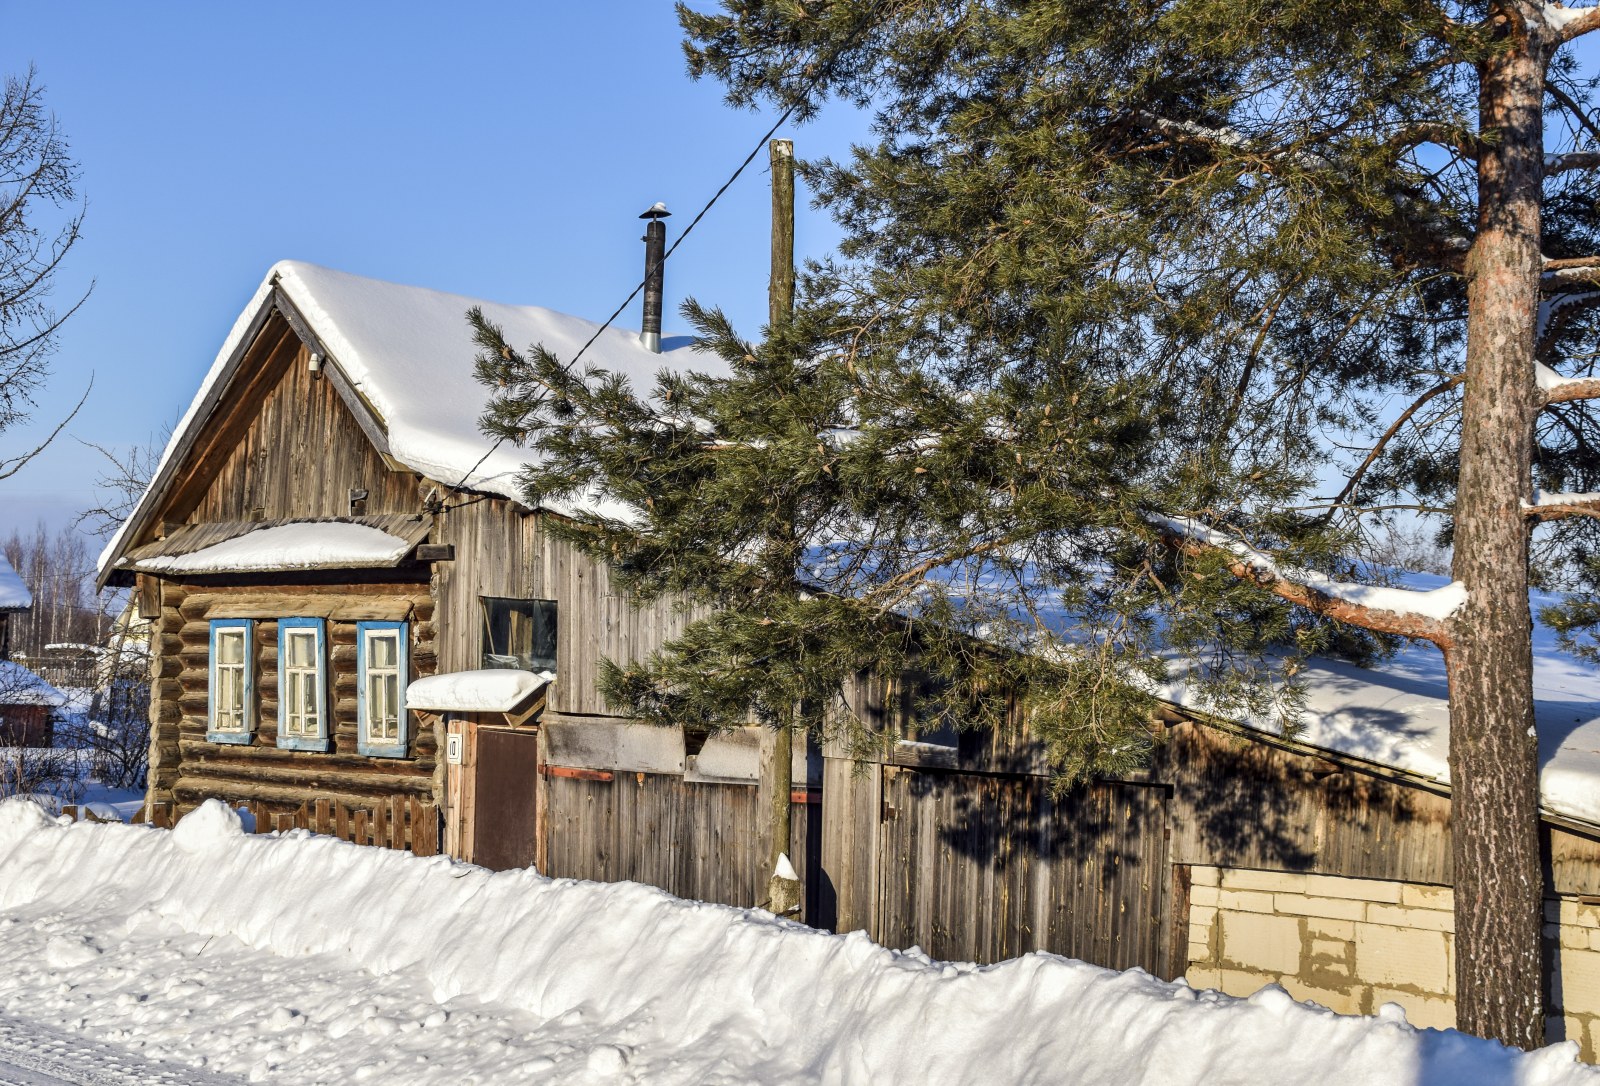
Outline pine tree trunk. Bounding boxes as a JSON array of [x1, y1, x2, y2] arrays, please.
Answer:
[[1449, 10, 1547, 1048]]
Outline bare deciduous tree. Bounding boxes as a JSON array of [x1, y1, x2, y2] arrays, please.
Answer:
[[0, 65, 89, 481]]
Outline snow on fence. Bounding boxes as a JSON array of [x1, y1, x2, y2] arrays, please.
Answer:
[[132, 796, 440, 855]]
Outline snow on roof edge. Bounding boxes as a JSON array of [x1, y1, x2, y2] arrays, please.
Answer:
[[405, 669, 554, 713], [0, 553, 30, 612], [99, 260, 718, 583]]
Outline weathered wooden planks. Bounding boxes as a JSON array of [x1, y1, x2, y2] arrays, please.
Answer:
[[539, 767, 819, 918]]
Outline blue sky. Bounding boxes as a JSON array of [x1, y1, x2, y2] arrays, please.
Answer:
[[0, 2, 870, 539]]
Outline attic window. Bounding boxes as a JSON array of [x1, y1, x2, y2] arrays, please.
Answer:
[[480, 597, 557, 672]]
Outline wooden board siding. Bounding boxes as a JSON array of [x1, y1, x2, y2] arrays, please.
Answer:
[[150, 579, 436, 815], [0, 704, 52, 747], [165, 325, 421, 531], [540, 769, 820, 918], [820, 761, 1173, 974], [428, 502, 709, 718], [428, 496, 550, 676], [1154, 720, 1455, 886]]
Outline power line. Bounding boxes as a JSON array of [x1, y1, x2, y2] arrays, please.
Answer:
[[440, 108, 808, 509], [440, 26, 870, 509]]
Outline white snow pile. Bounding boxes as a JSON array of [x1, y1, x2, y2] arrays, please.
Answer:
[[405, 668, 555, 713], [0, 799, 1595, 1086], [133, 521, 413, 574], [0, 552, 29, 611]]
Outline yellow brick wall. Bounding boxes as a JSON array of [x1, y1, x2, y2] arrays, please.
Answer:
[[1184, 865, 1600, 1061]]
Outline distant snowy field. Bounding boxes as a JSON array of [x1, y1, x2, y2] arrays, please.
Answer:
[[0, 801, 1594, 1085]]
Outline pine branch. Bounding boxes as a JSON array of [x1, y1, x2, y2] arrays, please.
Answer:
[[1538, 360, 1600, 403], [1154, 515, 1461, 647], [1524, 488, 1600, 520], [1545, 150, 1600, 174], [1545, 1, 1600, 42], [1328, 374, 1464, 510]]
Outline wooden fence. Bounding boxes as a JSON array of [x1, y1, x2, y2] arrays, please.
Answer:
[[132, 796, 440, 856]]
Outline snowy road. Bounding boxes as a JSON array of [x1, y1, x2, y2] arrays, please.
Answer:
[[0, 1013, 242, 1085]]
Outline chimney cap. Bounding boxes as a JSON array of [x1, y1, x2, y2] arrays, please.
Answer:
[[639, 201, 671, 220]]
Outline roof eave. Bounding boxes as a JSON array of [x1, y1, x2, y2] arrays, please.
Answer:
[[96, 274, 396, 591]]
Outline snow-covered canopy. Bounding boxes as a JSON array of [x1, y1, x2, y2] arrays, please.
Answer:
[[1158, 572, 1600, 828], [0, 554, 30, 612], [99, 261, 722, 583], [405, 669, 555, 713], [0, 662, 67, 707], [128, 521, 415, 575]]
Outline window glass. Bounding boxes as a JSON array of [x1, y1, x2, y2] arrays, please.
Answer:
[[282, 627, 323, 739], [480, 597, 557, 672], [217, 629, 244, 667]]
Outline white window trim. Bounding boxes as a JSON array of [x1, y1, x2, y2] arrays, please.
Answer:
[[357, 620, 409, 758], [276, 618, 329, 752]]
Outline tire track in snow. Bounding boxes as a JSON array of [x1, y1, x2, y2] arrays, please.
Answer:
[[0, 1013, 244, 1086]]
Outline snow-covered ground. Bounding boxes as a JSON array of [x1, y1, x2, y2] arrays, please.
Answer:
[[0, 800, 1595, 1085]]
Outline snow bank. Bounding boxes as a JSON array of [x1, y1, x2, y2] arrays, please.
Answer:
[[133, 521, 413, 574], [404, 668, 554, 712], [0, 800, 1592, 1086]]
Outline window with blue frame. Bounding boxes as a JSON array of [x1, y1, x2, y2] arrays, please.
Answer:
[[358, 621, 409, 758], [277, 617, 329, 751], [207, 619, 255, 744]]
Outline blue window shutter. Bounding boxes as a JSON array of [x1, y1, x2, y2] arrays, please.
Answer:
[[357, 621, 410, 759], [206, 619, 255, 745], [276, 617, 330, 752]]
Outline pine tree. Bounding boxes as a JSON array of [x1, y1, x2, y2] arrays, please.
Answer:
[[473, 0, 1600, 1047]]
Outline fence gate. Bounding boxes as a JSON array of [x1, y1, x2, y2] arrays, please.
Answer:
[[471, 727, 541, 871], [874, 766, 1173, 974]]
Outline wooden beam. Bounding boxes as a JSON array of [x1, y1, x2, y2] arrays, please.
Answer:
[[272, 288, 393, 459]]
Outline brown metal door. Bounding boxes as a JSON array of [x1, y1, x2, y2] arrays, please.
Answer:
[[471, 728, 540, 871]]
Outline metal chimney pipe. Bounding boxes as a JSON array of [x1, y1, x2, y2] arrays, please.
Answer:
[[639, 202, 670, 352]]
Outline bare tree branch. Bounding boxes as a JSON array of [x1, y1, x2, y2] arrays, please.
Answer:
[[1328, 375, 1464, 510], [0, 376, 88, 481], [1524, 489, 1600, 520]]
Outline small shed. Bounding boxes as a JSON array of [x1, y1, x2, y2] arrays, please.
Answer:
[[0, 660, 67, 747]]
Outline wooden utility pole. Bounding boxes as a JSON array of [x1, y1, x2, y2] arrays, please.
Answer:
[[763, 137, 801, 918]]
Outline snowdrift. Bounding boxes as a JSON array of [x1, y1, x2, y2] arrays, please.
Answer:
[[0, 799, 1593, 1085]]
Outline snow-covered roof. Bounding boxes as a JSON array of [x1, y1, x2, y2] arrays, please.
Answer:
[[405, 669, 554, 713], [0, 554, 29, 612], [0, 662, 67, 707], [99, 261, 721, 583], [1159, 572, 1600, 828], [128, 521, 415, 575]]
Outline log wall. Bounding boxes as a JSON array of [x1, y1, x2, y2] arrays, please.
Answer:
[[148, 578, 436, 816]]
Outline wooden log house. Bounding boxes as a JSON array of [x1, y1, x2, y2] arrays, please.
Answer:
[[99, 261, 1600, 1056]]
